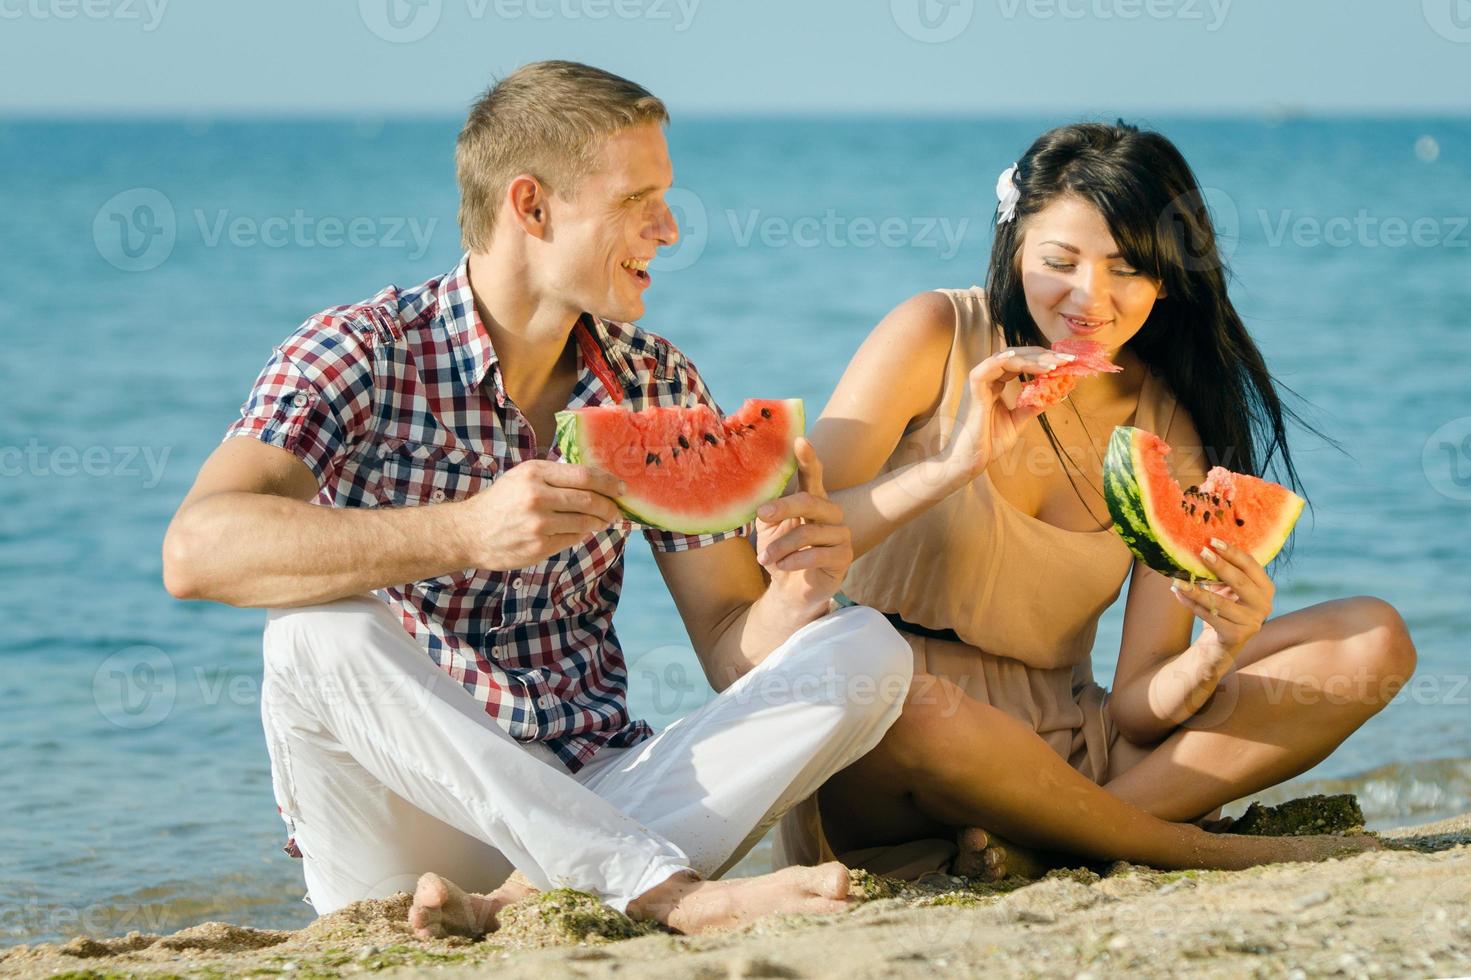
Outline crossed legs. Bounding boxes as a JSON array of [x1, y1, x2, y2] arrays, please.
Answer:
[[260, 597, 913, 935], [817, 596, 1413, 873]]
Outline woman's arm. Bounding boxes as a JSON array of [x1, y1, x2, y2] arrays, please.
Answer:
[[782, 291, 1060, 560]]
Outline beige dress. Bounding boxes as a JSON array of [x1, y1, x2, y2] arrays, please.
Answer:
[[774, 286, 1192, 878]]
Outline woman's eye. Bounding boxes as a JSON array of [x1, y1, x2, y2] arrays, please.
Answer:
[[1043, 260, 1075, 271], [1114, 268, 1141, 277]]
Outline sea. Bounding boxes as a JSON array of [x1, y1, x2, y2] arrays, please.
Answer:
[[2, 115, 1468, 945]]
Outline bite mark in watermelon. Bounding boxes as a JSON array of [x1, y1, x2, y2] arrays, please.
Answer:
[[554, 398, 804, 534], [1103, 425, 1305, 581], [1016, 338, 1123, 411]]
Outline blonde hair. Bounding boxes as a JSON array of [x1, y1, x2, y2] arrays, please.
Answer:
[[456, 60, 669, 250]]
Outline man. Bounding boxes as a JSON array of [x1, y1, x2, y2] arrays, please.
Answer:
[[162, 60, 912, 938]]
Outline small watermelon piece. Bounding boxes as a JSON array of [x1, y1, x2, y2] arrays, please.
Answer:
[[1104, 425, 1305, 581], [554, 398, 804, 534], [1016, 338, 1123, 411]]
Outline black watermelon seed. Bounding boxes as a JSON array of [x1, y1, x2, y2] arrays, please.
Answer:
[[645, 452, 660, 465], [1202, 512, 1211, 523], [703, 432, 718, 445], [760, 408, 772, 419], [678, 435, 690, 449], [1235, 517, 1245, 527]]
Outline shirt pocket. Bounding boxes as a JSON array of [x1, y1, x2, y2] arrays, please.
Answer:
[[376, 441, 500, 590]]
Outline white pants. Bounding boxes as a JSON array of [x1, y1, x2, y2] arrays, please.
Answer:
[[259, 595, 912, 915]]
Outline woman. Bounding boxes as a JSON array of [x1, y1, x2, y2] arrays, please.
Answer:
[[767, 122, 1416, 879]]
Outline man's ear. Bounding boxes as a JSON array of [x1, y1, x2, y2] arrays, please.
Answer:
[[506, 174, 550, 239]]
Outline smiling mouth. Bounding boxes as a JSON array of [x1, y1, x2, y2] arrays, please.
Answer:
[[1062, 314, 1110, 333], [621, 258, 651, 285]]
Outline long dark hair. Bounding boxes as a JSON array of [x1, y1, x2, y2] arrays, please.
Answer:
[[985, 121, 1321, 505]]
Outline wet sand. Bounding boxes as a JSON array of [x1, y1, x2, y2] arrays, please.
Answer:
[[4, 806, 1468, 979]]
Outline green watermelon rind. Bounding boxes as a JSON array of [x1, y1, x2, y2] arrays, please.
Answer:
[[1103, 425, 1303, 582], [554, 399, 804, 535]]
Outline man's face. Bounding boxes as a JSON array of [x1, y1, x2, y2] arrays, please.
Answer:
[[540, 122, 680, 324]]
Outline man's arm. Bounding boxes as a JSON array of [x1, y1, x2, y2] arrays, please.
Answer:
[[653, 441, 851, 691], [163, 438, 624, 608]]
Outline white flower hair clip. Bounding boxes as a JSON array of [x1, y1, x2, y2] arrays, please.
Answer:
[[996, 163, 1021, 225]]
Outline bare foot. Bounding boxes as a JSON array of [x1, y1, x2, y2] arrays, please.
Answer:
[[952, 827, 1054, 882], [629, 862, 853, 935], [408, 871, 539, 940]]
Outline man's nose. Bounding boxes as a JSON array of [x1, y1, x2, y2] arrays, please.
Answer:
[[653, 199, 679, 247]]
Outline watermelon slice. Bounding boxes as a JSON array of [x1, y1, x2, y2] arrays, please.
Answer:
[[1016, 338, 1123, 411], [554, 398, 804, 534], [1103, 425, 1305, 581]]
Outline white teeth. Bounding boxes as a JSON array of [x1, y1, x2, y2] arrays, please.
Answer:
[[621, 259, 650, 273]]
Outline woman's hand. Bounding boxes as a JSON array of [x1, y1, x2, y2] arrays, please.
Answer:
[[939, 347, 1069, 483], [755, 439, 854, 615], [1170, 537, 1275, 654]]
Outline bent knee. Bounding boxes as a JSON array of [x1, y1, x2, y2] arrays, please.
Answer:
[[838, 606, 914, 690], [1341, 596, 1417, 700], [788, 606, 914, 704], [883, 672, 984, 766]]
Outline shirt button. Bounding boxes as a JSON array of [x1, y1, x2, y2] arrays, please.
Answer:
[[291, 393, 309, 408], [512, 576, 525, 590], [430, 488, 446, 503], [537, 695, 556, 710]]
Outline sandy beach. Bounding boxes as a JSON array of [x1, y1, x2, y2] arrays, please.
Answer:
[[5, 801, 1468, 980]]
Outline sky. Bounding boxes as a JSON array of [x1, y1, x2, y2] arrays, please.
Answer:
[[2, 0, 1470, 116]]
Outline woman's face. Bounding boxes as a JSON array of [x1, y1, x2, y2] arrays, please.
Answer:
[[1017, 193, 1167, 353]]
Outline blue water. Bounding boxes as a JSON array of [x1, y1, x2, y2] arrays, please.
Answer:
[[2, 116, 1469, 946]]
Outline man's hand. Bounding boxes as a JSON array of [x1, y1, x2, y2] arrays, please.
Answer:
[[752, 439, 853, 614], [458, 461, 625, 571]]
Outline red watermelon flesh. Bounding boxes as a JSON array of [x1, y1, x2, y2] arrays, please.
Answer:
[[1104, 426, 1305, 581], [1016, 338, 1123, 411], [554, 398, 803, 534]]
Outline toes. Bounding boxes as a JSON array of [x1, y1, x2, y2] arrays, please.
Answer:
[[807, 861, 851, 900], [982, 846, 1007, 881], [957, 827, 991, 850], [413, 872, 450, 909]]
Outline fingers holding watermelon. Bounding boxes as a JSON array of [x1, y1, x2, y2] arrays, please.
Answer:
[[1170, 539, 1275, 651], [461, 459, 627, 570], [939, 347, 1056, 485]]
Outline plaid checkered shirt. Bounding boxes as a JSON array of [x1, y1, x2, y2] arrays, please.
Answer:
[[226, 254, 746, 778]]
